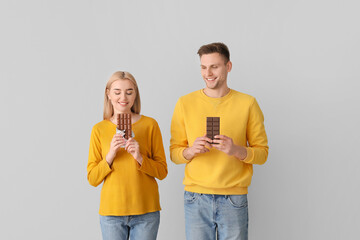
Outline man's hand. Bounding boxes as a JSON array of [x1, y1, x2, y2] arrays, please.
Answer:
[[212, 135, 247, 160], [183, 135, 212, 161]]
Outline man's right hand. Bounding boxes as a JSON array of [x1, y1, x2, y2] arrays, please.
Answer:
[[183, 135, 212, 161]]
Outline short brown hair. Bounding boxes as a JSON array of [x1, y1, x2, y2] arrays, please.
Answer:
[[197, 42, 230, 63], [103, 71, 141, 120]]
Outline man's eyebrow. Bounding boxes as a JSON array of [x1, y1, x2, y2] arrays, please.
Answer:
[[200, 64, 218, 67]]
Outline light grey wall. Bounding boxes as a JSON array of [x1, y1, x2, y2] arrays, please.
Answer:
[[1, 0, 359, 239]]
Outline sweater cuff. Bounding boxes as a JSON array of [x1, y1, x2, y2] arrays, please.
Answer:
[[138, 154, 147, 170], [242, 147, 254, 164], [101, 158, 113, 172], [180, 148, 192, 163]]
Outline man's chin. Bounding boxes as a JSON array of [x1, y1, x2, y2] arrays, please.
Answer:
[[206, 84, 218, 89]]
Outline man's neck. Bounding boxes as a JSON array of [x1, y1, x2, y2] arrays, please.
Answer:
[[203, 86, 230, 98]]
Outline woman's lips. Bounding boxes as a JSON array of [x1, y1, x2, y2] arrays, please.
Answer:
[[118, 102, 128, 106]]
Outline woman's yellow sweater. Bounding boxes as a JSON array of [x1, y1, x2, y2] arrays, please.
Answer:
[[87, 115, 167, 216]]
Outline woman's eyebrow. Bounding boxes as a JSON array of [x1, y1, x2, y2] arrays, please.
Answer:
[[113, 88, 133, 91]]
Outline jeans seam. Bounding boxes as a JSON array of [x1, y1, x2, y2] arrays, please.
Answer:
[[184, 191, 199, 204], [227, 195, 248, 208]]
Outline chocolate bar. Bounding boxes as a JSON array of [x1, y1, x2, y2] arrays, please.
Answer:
[[206, 117, 220, 143], [117, 113, 132, 140]]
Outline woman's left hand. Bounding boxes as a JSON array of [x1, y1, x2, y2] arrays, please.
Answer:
[[125, 138, 143, 165]]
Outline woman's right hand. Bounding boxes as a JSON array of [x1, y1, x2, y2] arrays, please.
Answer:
[[106, 134, 126, 166]]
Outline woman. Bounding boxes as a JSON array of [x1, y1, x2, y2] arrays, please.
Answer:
[[87, 71, 168, 240]]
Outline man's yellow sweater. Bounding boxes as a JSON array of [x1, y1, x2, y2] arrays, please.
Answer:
[[87, 115, 167, 216], [170, 89, 268, 195]]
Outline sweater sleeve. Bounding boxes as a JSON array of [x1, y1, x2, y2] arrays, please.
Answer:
[[243, 98, 269, 165], [87, 126, 113, 187], [170, 99, 190, 164], [138, 121, 168, 180]]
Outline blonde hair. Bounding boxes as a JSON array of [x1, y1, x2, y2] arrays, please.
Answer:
[[103, 71, 141, 120]]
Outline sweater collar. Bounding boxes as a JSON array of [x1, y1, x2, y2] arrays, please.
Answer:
[[200, 88, 233, 103]]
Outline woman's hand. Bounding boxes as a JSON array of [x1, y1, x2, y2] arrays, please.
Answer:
[[106, 134, 126, 166], [125, 138, 143, 165]]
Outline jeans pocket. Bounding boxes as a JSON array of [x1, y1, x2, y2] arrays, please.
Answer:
[[227, 194, 248, 208], [184, 191, 199, 204]]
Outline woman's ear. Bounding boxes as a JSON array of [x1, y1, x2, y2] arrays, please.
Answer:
[[106, 89, 110, 100]]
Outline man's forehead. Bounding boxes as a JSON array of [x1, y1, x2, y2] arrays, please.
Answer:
[[200, 53, 227, 65]]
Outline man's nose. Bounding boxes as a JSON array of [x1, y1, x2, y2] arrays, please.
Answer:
[[206, 69, 213, 76]]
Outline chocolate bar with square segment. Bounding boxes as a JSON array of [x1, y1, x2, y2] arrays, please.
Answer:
[[117, 113, 132, 140], [206, 117, 220, 144]]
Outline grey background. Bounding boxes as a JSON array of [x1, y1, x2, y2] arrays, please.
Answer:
[[1, 0, 359, 239]]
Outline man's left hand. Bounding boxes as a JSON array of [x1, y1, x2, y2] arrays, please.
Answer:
[[212, 135, 247, 160]]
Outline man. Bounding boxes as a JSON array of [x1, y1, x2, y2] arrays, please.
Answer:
[[170, 42, 269, 240]]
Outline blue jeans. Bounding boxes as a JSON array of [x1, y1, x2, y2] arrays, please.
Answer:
[[99, 211, 160, 240], [184, 191, 248, 240]]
